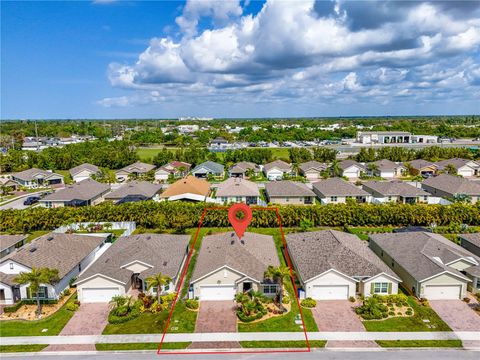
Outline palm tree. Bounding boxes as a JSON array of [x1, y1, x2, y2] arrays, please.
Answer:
[[264, 265, 293, 306], [444, 164, 458, 175], [366, 163, 379, 177], [14, 267, 59, 318], [145, 273, 172, 303], [329, 160, 342, 177], [109, 295, 127, 309]]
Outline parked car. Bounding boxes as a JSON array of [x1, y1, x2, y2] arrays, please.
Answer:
[[24, 196, 40, 205]]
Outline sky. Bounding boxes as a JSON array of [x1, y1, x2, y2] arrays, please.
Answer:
[[1, 0, 480, 119]]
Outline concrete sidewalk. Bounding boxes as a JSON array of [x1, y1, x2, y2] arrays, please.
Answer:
[[1, 331, 479, 345]]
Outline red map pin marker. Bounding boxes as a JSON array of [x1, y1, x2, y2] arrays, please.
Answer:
[[228, 203, 253, 240]]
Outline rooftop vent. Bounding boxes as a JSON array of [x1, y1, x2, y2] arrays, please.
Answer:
[[29, 247, 37, 253], [231, 240, 235, 245], [146, 236, 151, 240], [47, 236, 54, 241], [163, 261, 168, 266]]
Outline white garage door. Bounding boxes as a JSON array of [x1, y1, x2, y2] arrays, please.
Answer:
[[423, 285, 461, 300], [199, 285, 235, 301], [311, 285, 349, 300], [81, 287, 120, 303]]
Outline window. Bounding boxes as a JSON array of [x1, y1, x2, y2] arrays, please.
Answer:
[[262, 284, 278, 295], [164, 283, 170, 291], [221, 197, 228, 203], [476, 278, 480, 289], [9, 263, 14, 270], [78, 263, 82, 272], [285, 198, 289, 202], [373, 282, 389, 294], [235, 196, 242, 202], [152, 286, 158, 294], [27, 286, 48, 299], [331, 196, 337, 202]]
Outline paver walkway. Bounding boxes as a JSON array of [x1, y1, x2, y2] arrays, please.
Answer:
[[190, 300, 239, 349], [43, 303, 110, 352], [312, 300, 378, 348], [430, 299, 480, 349]]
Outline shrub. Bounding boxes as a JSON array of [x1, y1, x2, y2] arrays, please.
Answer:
[[236, 308, 266, 322], [349, 296, 356, 303], [3, 301, 23, 313], [388, 311, 395, 316], [406, 310, 413, 316], [355, 296, 388, 320], [66, 302, 79, 312], [62, 288, 71, 297], [463, 297, 471, 303], [300, 298, 317, 308], [282, 295, 290, 304], [475, 293, 480, 301], [108, 304, 140, 324], [185, 299, 199, 310]]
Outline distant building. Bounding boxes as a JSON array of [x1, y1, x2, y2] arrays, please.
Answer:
[[356, 131, 412, 144], [11, 168, 64, 188], [69, 163, 100, 183], [115, 162, 156, 182], [40, 179, 110, 208]]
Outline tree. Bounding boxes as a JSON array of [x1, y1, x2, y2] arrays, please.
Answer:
[[443, 164, 458, 175], [366, 163, 379, 177], [145, 273, 172, 303], [264, 265, 292, 307], [329, 160, 342, 177], [14, 267, 59, 317]]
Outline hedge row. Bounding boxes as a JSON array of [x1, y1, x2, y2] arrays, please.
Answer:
[[0, 201, 479, 233], [3, 299, 58, 313]]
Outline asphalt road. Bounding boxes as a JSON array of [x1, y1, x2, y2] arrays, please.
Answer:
[[1, 349, 477, 359], [0, 190, 49, 210]]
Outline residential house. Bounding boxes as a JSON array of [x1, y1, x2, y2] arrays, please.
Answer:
[[0, 178, 20, 192], [369, 232, 477, 299], [313, 178, 370, 204], [356, 131, 412, 144], [434, 158, 479, 178], [228, 162, 261, 178], [39, 178, 110, 208], [0, 233, 108, 305], [421, 174, 480, 204], [190, 232, 280, 300], [298, 161, 329, 181], [0, 235, 27, 259], [339, 160, 365, 180], [362, 181, 431, 204], [75, 234, 190, 303], [459, 233, 480, 292], [105, 181, 162, 204], [115, 162, 156, 182], [215, 178, 260, 205], [287, 230, 400, 300], [154, 161, 191, 182], [69, 163, 100, 183], [159, 175, 211, 202], [191, 161, 225, 179], [265, 180, 315, 205], [263, 160, 294, 181], [406, 159, 437, 177], [11, 168, 64, 188], [368, 159, 406, 179]]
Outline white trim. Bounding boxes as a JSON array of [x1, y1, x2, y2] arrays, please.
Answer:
[[419, 270, 471, 283], [444, 257, 478, 267], [191, 265, 260, 284], [73, 273, 126, 286], [304, 268, 359, 284], [364, 272, 402, 283], [120, 260, 154, 270]]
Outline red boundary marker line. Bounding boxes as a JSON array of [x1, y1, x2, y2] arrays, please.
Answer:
[[157, 206, 311, 355]]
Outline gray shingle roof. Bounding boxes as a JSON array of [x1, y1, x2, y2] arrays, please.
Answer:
[[116, 162, 156, 174], [434, 158, 478, 171], [12, 168, 63, 181], [369, 232, 477, 282], [287, 230, 398, 282], [371, 159, 404, 171], [192, 161, 225, 174], [313, 178, 369, 197], [191, 232, 280, 283], [0, 235, 27, 252], [339, 160, 365, 171], [69, 163, 100, 177], [229, 162, 259, 174], [362, 181, 430, 197], [422, 174, 480, 196], [77, 234, 190, 285], [105, 181, 162, 200], [2, 233, 107, 279], [299, 161, 328, 173], [459, 233, 480, 248], [0, 272, 18, 286], [41, 178, 110, 202], [265, 181, 315, 197], [216, 178, 260, 197], [263, 160, 292, 172], [408, 159, 435, 170]]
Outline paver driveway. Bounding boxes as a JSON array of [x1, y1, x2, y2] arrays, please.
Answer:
[[195, 300, 237, 333], [44, 303, 110, 351], [429, 300, 480, 331], [312, 300, 378, 348]]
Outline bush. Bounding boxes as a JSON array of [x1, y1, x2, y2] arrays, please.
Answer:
[[108, 304, 141, 324], [349, 296, 356, 303], [355, 296, 388, 320], [3, 301, 23, 313], [236, 308, 266, 322], [21, 299, 58, 305], [185, 299, 199, 310], [406, 310, 413, 315], [282, 295, 290, 304], [388, 311, 395, 316], [69, 277, 77, 288], [66, 302, 79, 312], [463, 297, 471, 303], [300, 298, 317, 308], [475, 293, 480, 301]]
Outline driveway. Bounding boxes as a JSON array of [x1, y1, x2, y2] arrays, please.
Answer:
[[195, 301, 237, 333], [429, 300, 480, 331], [312, 300, 378, 348], [44, 303, 110, 351]]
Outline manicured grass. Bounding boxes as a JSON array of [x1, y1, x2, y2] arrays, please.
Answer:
[[102, 311, 169, 335], [168, 301, 197, 333], [376, 340, 462, 348], [54, 170, 73, 184], [0, 294, 77, 337], [95, 342, 191, 351], [346, 226, 397, 241], [240, 340, 326, 348], [25, 230, 50, 243], [0, 345, 48, 353], [363, 296, 451, 332]]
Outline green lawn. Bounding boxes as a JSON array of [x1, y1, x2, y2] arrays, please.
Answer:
[[240, 340, 326, 348], [376, 340, 462, 348], [346, 226, 397, 241], [363, 296, 451, 332], [0, 294, 77, 337], [54, 170, 73, 184], [0, 345, 48, 353], [95, 342, 191, 351], [102, 311, 169, 335], [25, 230, 51, 243]]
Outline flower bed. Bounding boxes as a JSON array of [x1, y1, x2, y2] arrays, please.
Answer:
[[355, 294, 413, 321]]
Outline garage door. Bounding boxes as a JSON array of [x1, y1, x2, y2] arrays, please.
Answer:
[[311, 285, 349, 300], [199, 285, 235, 301], [81, 287, 120, 303], [423, 285, 461, 300]]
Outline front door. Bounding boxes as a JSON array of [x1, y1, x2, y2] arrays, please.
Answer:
[[243, 282, 252, 292], [0, 289, 5, 301]]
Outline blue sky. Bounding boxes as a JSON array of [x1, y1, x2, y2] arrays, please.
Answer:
[[2, 0, 480, 119]]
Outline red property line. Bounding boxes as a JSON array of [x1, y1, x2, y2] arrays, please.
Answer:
[[157, 206, 311, 355]]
